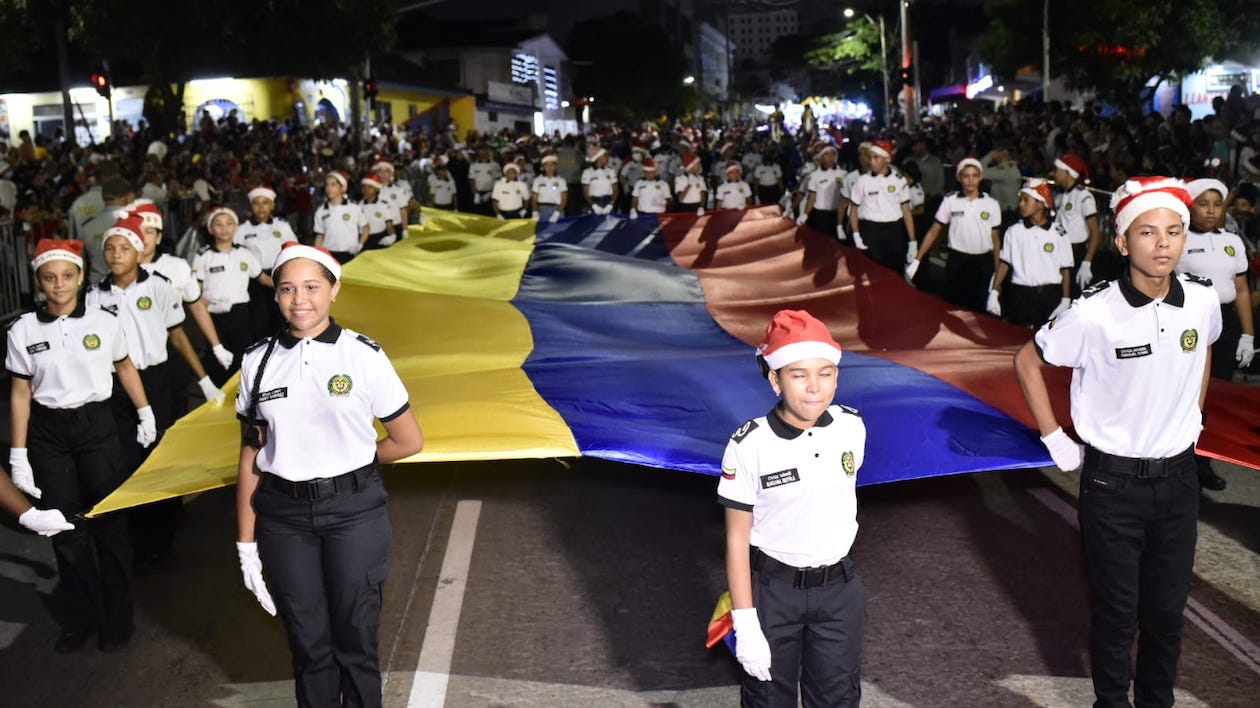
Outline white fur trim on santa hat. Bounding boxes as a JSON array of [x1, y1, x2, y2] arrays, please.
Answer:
[[761, 341, 843, 370], [103, 224, 145, 253], [205, 206, 239, 231], [273, 244, 342, 282], [1053, 157, 1079, 179], [326, 172, 348, 188], [31, 245, 83, 272], [955, 158, 983, 175], [248, 187, 277, 202], [371, 161, 394, 172], [540, 154, 557, 165], [1185, 178, 1229, 202], [361, 175, 383, 189], [1110, 178, 1191, 236]]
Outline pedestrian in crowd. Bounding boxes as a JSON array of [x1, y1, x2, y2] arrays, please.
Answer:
[[233, 187, 298, 339], [988, 179, 1072, 326], [904, 137, 944, 205], [235, 243, 423, 708], [68, 161, 118, 241], [629, 158, 670, 218], [193, 206, 266, 381], [314, 171, 368, 264], [849, 140, 917, 271], [9, 238, 156, 652], [468, 144, 501, 216], [982, 143, 1023, 225], [1051, 153, 1101, 294], [531, 153, 567, 222], [796, 143, 845, 240], [1175, 177, 1255, 490], [492, 163, 531, 219], [674, 152, 707, 215], [81, 176, 135, 284], [716, 161, 752, 210], [428, 155, 457, 211], [1014, 177, 1221, 708], [719, 309, 866, 708], [908, 158, 1002, 310], [358, 173, 395, 249], [581, 145, 618, 215]]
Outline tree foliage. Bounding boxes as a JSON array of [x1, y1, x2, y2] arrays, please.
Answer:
[[568, 11, 697, 122], [805, 18, 892, 78], [981, 0, 1260, 108]]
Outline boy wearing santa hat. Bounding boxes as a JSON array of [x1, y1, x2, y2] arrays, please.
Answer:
[[674, 153, 707, 215], [987, 179, 1072, 326], [629, 159, 670, 218], [1051, 153, 1101, 293], [1015, 177, 1221, 708], [718, 310, 866, 707], [715, 161, 753, 210]]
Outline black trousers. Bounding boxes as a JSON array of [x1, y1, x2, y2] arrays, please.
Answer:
[[806, 209, 838, 238], [675, 201, 703, 213], [248, 275, 283, 343], [859, 219, 908, 272], [256, 464, 391, 708], [28, 401, 133, 641], [1078, 446, 1198, 708], [742, 551, 865, 708], [1071, 241, 1091, 298], [943, 249, 994, 312], [1003, 283, 1062, 328], [210, 303, 252, 385], [112, 364, 183, 562], [1211, 302, 1242, 380], [363, 230, 390, 250], [757, 185, 783, 206]]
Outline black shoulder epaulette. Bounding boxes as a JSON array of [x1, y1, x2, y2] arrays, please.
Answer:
[[730, 419, 759, 443], [1081, 280, 1111, 298], [355, 333, 381, 351], [945, 190, 960, 199], [837, 404, 862, 418], [1182, 272, 1213, 287], [150, 270, 171, 283], [98, 306, 118, 317], [196, 244, 211, 254], [244, 336, 273, 354]]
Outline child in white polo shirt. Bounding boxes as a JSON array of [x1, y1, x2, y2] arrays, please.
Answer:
[[718, 309, 866, 708], [359, 173, 395, 250], [193, 206, 265, 379], [314, 171, 368, 263], [989, 179, 1073, 327], [715, 162, 753, 210]]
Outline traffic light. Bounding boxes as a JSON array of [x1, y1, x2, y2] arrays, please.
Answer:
[[91, 72, 111, 99], [898, 66, 912, 86], [363, 78, 378, 106]]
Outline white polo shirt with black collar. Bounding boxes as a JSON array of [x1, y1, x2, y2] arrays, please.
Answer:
[[1052, 184, 1098, 245], [144, 253, 201, 303], [234, 217, 299, 271], [1000, 217, 1074, 286], [236, 321, 411, 482], [805, 167, 845, 212], [717, 405, 865, 568], [314, 200, 367, 253], [632, 177, 671, 213], [1176, 228, 1249, 304], [934, 191, 1002, 254], [193, 244, 262, 313], [1034, 272, 1222, 458], [86, 269, 184, 370], [851, 169, 909, 223], [5, 302, 127, 408]]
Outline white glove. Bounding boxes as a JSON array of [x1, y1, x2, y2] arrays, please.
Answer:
[[351, 240, 364, 255], [496, 213, 505, 220], [18, 507, 74, 537], [906, 242, 918, 265], [548, 209, 560, 223], [472, 192, 482, 205], [851, 231, 867, 250], [696, 206, 705, 216], [236, 542, 277, 616], [198, 375, 226, 406], [136, 406, 157, 447], [731, 607, 772, 681], [1076, 260, 1093, 289], [836, 225, 846, 240], [1237, 333, 1255, 367], [531, 210, 539, 221], [1049, 297, 1071, 319], [629, 208, 639, 219], [986, 290, 1002, 317], [795, 211, 808, 225], [782, 206, 794, 220], [212, 344, 234, 370], [905, 258, 920, 283], [1042, 427, 1085, 471], [8, 448, 39, 499]]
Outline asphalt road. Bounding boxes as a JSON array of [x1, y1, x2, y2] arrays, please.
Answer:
[[0, 455, 1257, 707]]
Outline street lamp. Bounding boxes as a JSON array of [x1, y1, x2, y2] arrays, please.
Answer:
[[844, 7, 890, 128]]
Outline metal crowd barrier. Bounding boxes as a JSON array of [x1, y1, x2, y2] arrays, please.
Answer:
[[1, 219, 33, 324]]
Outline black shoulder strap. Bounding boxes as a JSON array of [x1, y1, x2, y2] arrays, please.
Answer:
[[244, 334, 280, 449]]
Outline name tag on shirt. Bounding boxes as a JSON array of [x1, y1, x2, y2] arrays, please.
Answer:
[[760, 468, 801, 489], [1186, 248, 1205, 254], [209, 265, 226, 273], [258, 387, 288, 402], [26, 341, 50, 355], [1115, 344, 1152, 359]]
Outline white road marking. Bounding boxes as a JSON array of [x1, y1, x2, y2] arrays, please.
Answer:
[[995, 674, 1208, 707], [1026, 485, 1260, 677], [407, 500, 482, 708]]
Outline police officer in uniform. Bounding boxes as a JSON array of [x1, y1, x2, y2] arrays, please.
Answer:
[[907, 158, 1003, 309], [7, 238, 156, 652], [1014, 178, 1221, 708], [235, 243, 423, 708], [720, 310, 866, 708]]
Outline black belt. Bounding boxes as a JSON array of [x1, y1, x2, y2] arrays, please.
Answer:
[[1084, 445, 1195, 479], [263, 461, 376, 500], [752, 548, 855, 589]]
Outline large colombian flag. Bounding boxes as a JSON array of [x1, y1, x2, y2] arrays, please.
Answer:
[[90, 207, 1260, 515]]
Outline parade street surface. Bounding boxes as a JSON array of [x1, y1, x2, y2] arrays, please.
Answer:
[[0, 455, 1256, 707]]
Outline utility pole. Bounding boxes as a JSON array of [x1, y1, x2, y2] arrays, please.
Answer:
[[1042, 0, 1051, 102], [900, 0, 915, 130]]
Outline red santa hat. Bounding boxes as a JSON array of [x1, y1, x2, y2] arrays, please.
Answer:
[[1109, 177, 1192, 236], [103, 216, 146, 253], [361, 173, 384, 189], [955, 157, 984, 176], [681, 152, 701, 172], [813, 142, 837, 159], [370, 160, 394, 173], [124, 199, 163, 230], [431, 155, 448, 168], [868, 140, 894, 159], [725, 160, 742, 175], [248, 186, 277, 202], [205, 206, 239, 231], [272, 241, 342, 282], [1020, 178, 1053, 210], [1054, 154, 1090, 183], [642, 158, 657, 172], [1185, 178, 1229, 202], [326, 171, 349, 188], [31, 238, 85, 272], [757, 309, 843, 371]]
